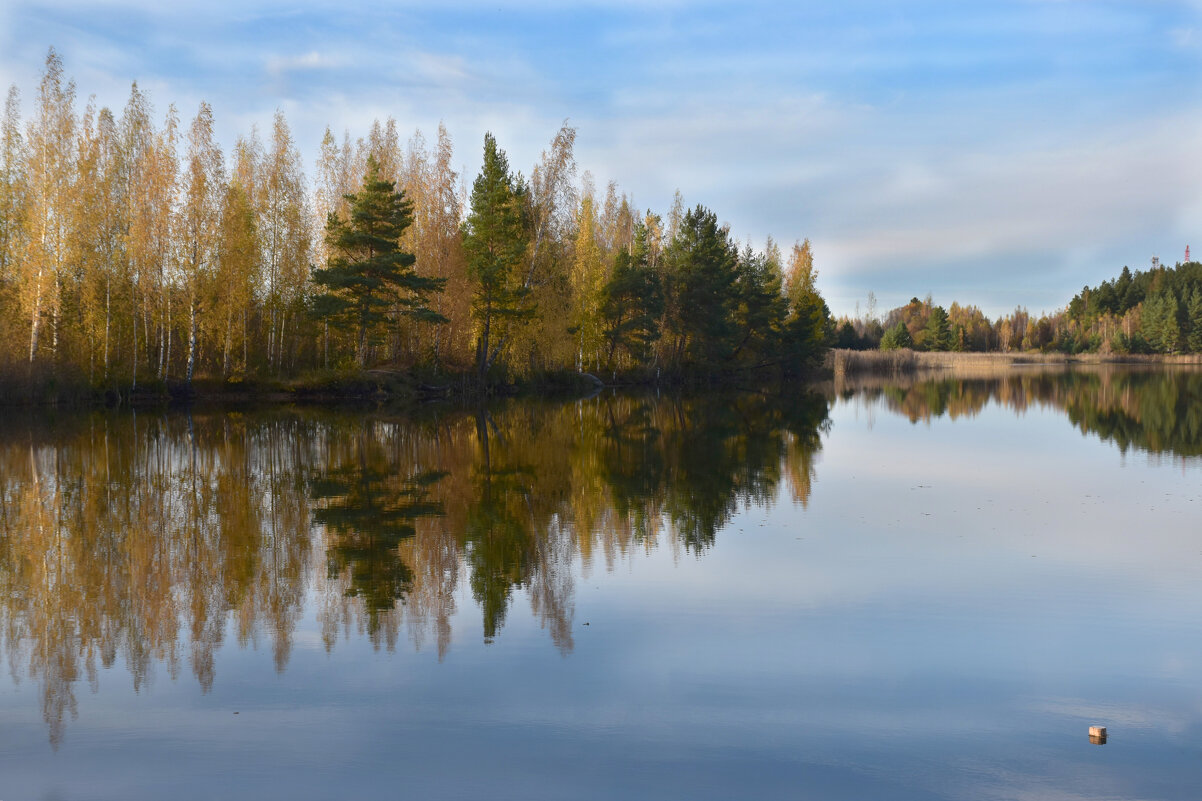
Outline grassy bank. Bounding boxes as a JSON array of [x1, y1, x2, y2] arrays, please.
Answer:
[[0, 363, 621, 409], [822, 348, 1202, 398], [827, 348, 1202, 379]]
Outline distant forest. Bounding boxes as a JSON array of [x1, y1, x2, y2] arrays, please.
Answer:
[[836, 260, 1202, 356], [0, 50, 830, 397]]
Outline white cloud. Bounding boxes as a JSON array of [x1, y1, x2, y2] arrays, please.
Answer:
[[265, 51, 340, 76]]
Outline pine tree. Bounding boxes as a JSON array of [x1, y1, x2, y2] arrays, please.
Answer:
[[1141, 290, 1181, 353], [665, 205, 739, 366], [924, 305, 952, 351], [1185, 286, 1202, 353], [462, 133, 531, 382], [312, 156, 445, 368], [731, 242, 786, 364], [880, 320, 912, 350], [601, 220, 664, 367]]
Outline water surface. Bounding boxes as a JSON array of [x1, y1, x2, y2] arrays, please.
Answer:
[[1, 368, 1200, 800]]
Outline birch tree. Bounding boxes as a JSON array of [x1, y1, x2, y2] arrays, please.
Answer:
[[180, 102, 224, 382], [118, 83, 153, 386], [23, 48, 75, 363], [570, 184, 606, 369], [214, 138, 261, 377], [259, 111, 309, 373], [0, 86, 28, 362]]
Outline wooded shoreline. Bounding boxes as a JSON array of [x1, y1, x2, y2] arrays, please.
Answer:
[[0, 361, 830, 409], [828, 347, 1202, 380], [6, 348, 1200, 410]]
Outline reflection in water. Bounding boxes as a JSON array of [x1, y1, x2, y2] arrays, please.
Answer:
[[0, 393, 828, 743], [844, 367, 1202, 460], [5, 369, 1190, 745]]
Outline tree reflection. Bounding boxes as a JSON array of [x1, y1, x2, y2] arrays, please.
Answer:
[[310, 424, 446, 636], [0, 390, 830, 741], [463, 409, 538, 643], [848, 367, 1202, 460]]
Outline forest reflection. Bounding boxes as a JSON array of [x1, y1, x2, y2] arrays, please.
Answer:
[[846, 367, 1202, 459], [0, 392, 828, 743]]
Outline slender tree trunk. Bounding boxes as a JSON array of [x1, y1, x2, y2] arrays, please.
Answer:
[[163, 289, 172, 380], [103, 278, 111, 378], [142, 292, 151, 378], [432, 311, 442, 368], [29, 278, 41, 362], [131, 291, 138, 391], [186, 294, 197, 383], [51, 274, 59, 358], [268, 305, 276, 371], [477, 305, 492, 383], [356, 293, 371, 368], [158, 298, 166, 379], [223, 309, 232, 377], [278, 308, 286, 374]]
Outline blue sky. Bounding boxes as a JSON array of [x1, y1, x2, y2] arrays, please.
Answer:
[[1, 0, 1200, 317]]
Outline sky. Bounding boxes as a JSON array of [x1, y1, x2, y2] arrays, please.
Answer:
[[1, 0, 1200, 318]]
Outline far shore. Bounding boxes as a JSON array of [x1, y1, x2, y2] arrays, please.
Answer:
[[828, 348, 1202, 378], [823, 348, 1202, 396]]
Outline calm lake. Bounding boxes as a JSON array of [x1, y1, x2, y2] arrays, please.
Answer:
[[1, 367, 1201, 800]]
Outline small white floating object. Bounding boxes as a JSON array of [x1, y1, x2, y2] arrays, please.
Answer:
[[1088, 725, 1107, 738]]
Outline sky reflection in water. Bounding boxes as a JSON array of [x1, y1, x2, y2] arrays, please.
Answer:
[[0, 369, 1200, 800]]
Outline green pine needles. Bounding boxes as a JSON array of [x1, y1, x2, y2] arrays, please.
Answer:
[[312, 156, 446, 367]]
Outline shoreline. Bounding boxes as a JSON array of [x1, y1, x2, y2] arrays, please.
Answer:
[[0, 364, 804, 410], [5, 351, 1199, 410], [828, 348, 1202, 378]]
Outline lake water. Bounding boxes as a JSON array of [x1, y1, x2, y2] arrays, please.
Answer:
[[1, 367, 1201, 800]]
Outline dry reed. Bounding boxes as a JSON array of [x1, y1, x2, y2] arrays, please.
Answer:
[[827, 348, 1202, 380]]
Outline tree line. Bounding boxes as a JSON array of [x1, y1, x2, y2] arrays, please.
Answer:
[[0, 50, 831, 398], [835, 258, 1202, 356]]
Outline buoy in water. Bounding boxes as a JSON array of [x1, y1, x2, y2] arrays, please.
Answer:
[[1089, 725, 1107, 744]]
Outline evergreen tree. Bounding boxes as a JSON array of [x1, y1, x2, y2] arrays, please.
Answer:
[[601, 221, 664, 367], [1140, 289, 1181, 354], [835, 320, 859, 349], [1185, 286, 1202, 353], [462, 133, 531, 382], [880, 320, 912, 350], [924, 305, 952, 351], [731, 243, 787, 364], [664, 205, 739, 366], [311, 156, 444, 367]]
